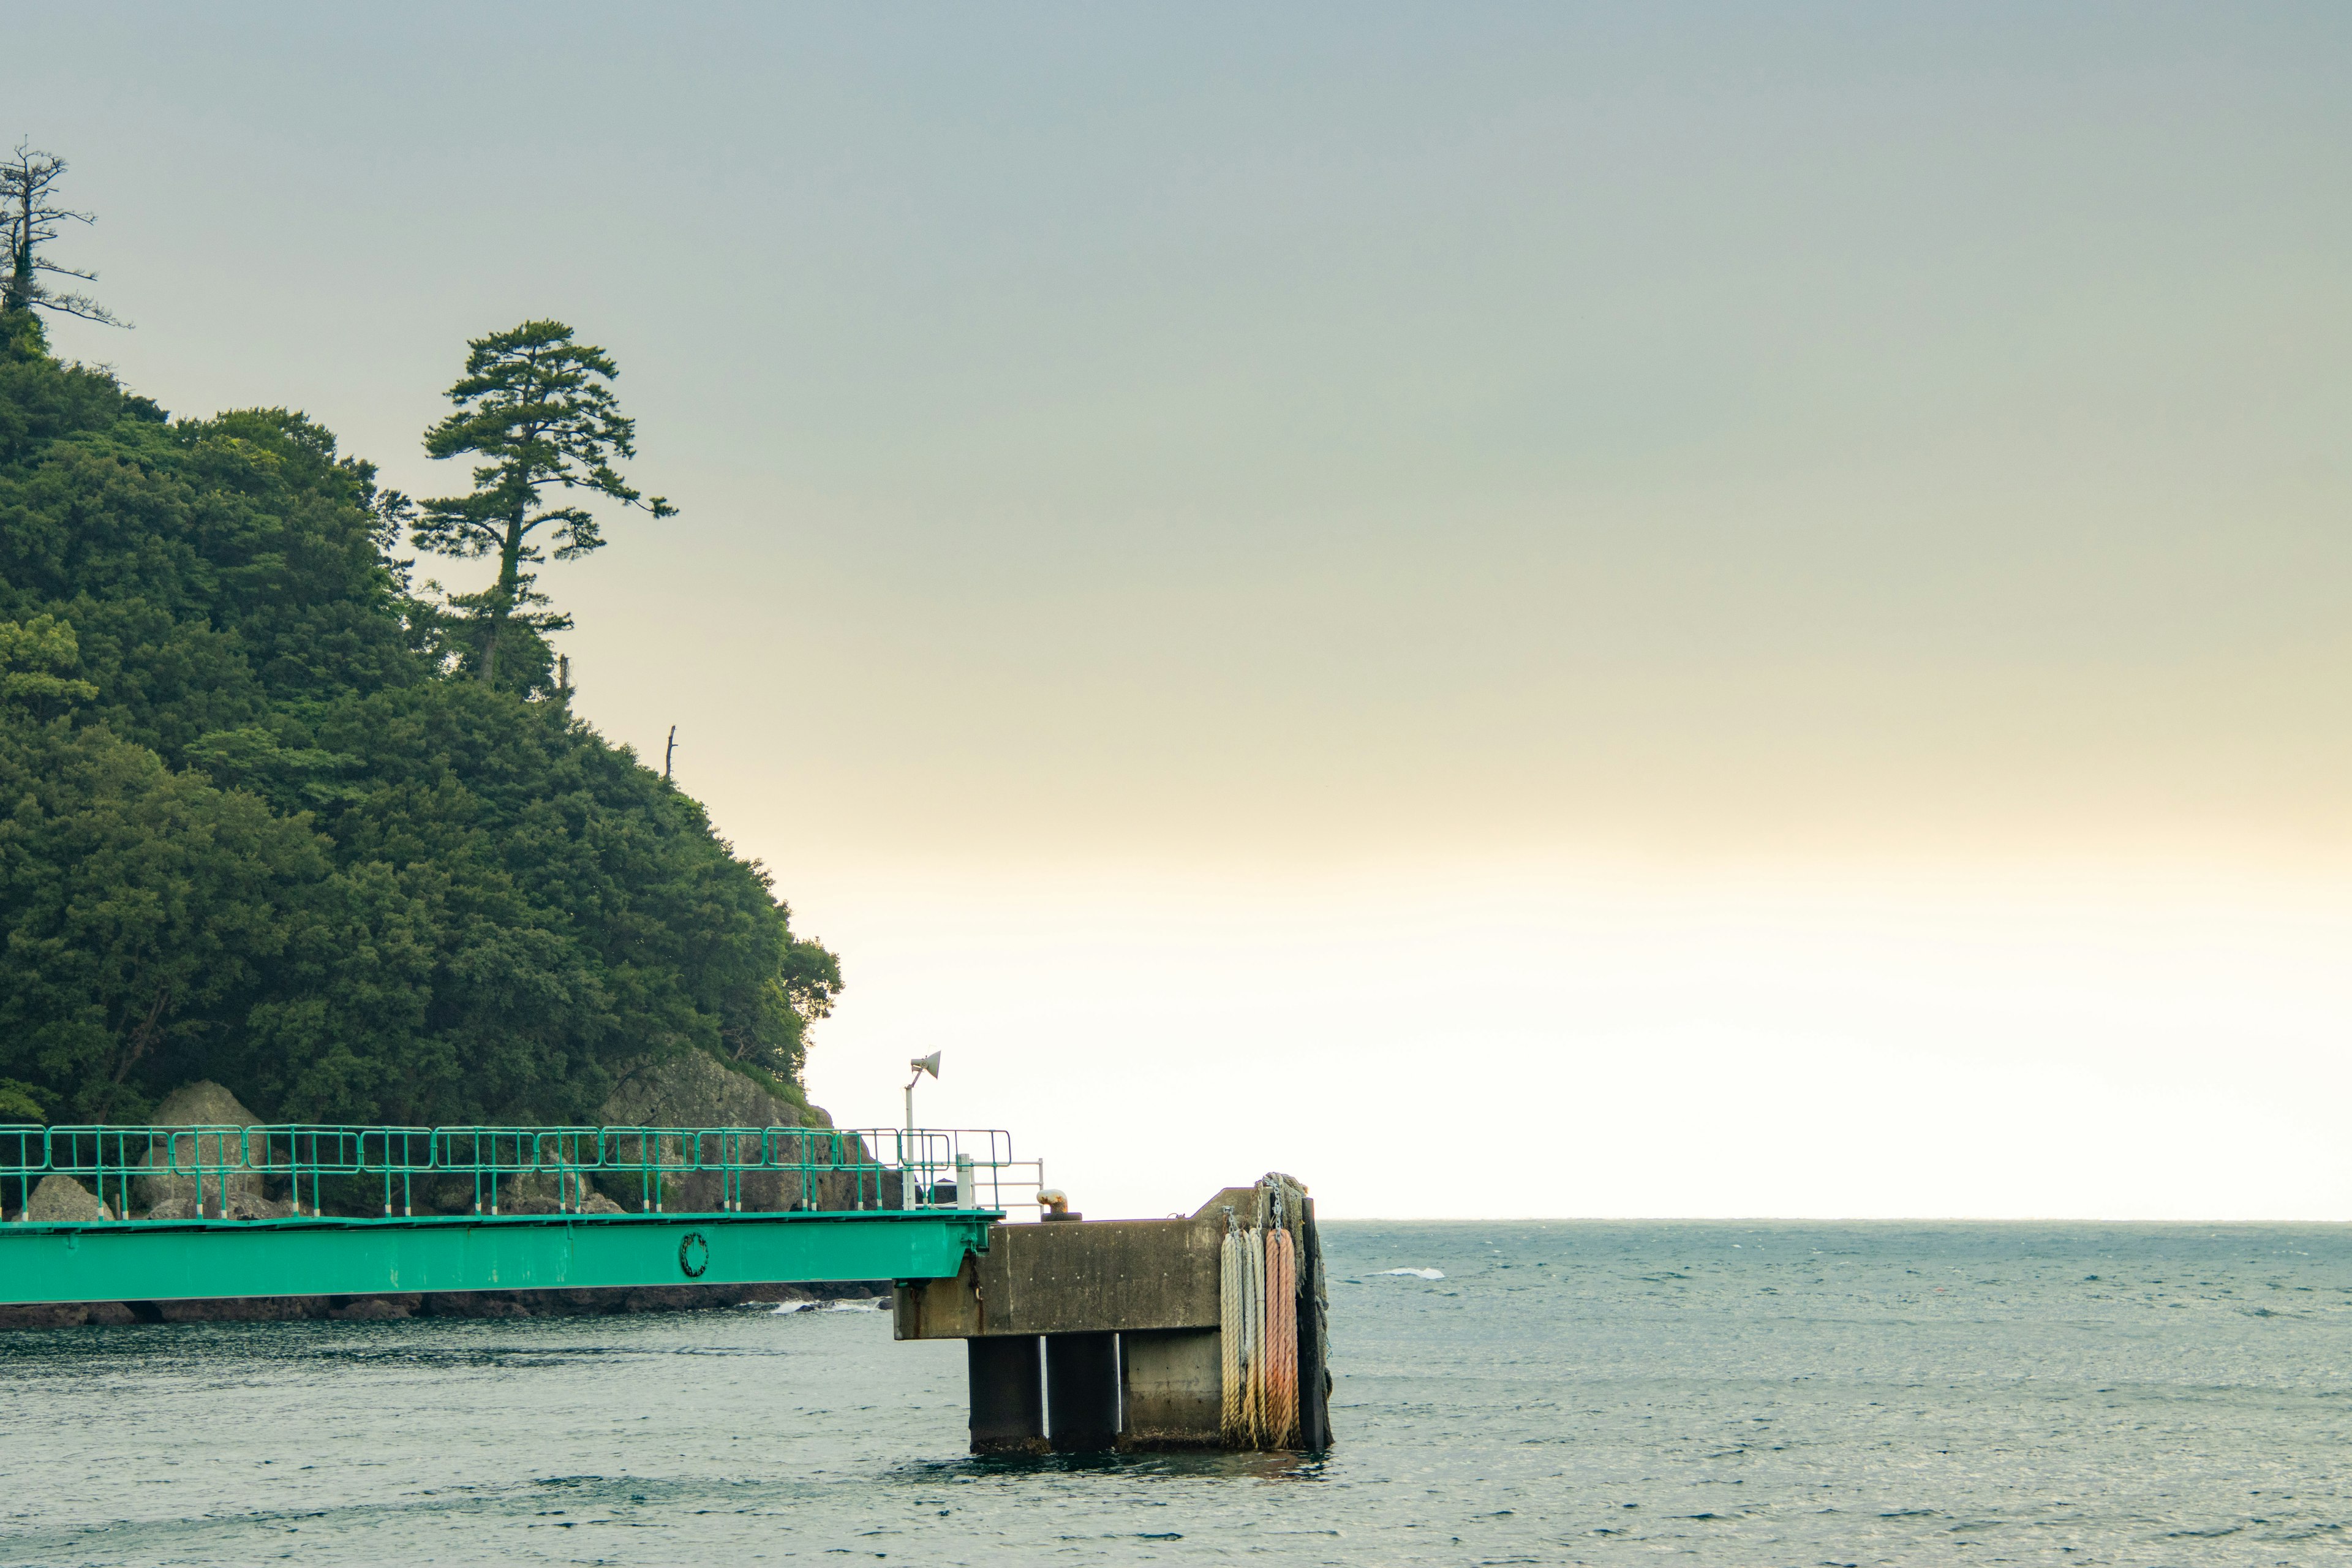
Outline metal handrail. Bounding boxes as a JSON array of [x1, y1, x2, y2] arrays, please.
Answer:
[[0, 1124, 1030, 1222]]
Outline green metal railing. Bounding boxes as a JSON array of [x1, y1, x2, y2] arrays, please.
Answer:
[[0, 1124, 1036, 1223]]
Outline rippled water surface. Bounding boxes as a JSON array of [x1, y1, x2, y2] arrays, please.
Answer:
[[7, 1221, 2352, 1565]]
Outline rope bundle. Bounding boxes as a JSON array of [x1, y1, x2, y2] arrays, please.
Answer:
[[1218, 1177, 1303, 1449]]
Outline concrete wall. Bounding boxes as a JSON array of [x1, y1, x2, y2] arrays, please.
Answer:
[[1119, 1329, 1224, 1449], [893, 1213, 1226, 1339]]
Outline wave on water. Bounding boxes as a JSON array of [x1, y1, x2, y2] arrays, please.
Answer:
[[1376, 1267, 1446, 1280], [764, 1298, 888, 1314]]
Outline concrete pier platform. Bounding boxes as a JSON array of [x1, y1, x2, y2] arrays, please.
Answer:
[[895, 1178, 1329, 1453]]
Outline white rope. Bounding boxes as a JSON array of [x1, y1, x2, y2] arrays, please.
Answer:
[[1243, 1216, 1265, 1440], [1219, 1218, 1246, 1444]]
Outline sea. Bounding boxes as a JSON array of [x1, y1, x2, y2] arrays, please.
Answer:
[[4, 1220, 2350, 1566]]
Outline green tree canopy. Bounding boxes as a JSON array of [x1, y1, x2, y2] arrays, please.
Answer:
[[0, 613, 98, 708], [0, 328, 832, 1127]]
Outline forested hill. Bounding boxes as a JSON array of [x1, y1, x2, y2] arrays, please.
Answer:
[[0, 328, 839, 1127]]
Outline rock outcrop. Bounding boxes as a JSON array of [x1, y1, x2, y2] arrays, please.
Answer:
[[63, 1061, 866, 1219], [595, 1051, 864, 1212], [132, 1081, 268, 1213], [598, 1049, 821, 1131], [140, 1189, 292, 1221], [19, 1174, 115, 1222]]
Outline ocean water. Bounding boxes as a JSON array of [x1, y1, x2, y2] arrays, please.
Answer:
[[4, 1221, 2351, 1566]]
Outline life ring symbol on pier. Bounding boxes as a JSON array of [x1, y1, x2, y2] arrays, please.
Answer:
[[678, 1232, 710, 1279]]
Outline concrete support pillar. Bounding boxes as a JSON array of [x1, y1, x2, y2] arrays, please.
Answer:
[[967, 1336, 1047, 1455], [1046, 1332, 1120, 1452], [1118, 1327, 1223, 1449]]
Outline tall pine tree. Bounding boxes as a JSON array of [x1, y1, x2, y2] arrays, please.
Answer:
[[415, 320, 674, 687]]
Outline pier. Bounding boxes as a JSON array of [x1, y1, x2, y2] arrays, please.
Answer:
[[0, 1124, 1329, 1453]]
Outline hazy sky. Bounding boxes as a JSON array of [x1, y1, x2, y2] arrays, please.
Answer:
[[9, 4, 2349, 1216]]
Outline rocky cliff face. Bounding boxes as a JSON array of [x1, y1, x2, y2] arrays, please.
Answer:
[[598, 1050, 824, 1131], [595, 1051, 875, 1212]]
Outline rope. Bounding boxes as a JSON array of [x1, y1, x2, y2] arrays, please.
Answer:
[[1242, 1216, 1265, 1439], [1219, 1216, 1246, 1444], [1218, 1178, 1311, 1449], [1266, 1224, 1298, 1447]]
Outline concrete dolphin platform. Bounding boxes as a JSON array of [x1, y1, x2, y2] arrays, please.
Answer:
[[894, 1175, 1330, 1453]]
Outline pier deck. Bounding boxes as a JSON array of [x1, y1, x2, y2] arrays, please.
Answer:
[[0, 1121, 1022, 1304]]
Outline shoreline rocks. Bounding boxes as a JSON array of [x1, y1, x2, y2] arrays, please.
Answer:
[[1, 1062, 876, 1328], [9, 1174, 116, 1223], [0, 1279, 889, 1331]]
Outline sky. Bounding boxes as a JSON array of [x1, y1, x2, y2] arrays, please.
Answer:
[[8, 3, 2350, 1218]]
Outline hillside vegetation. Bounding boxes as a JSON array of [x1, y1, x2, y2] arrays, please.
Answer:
[[0, 317, 837, 1127]]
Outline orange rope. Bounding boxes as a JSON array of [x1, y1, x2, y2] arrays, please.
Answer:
[[1266, 1226, 1298, 1447]]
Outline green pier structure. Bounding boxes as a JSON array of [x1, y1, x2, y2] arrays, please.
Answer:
[[0, 1123, 1031, 1306]]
